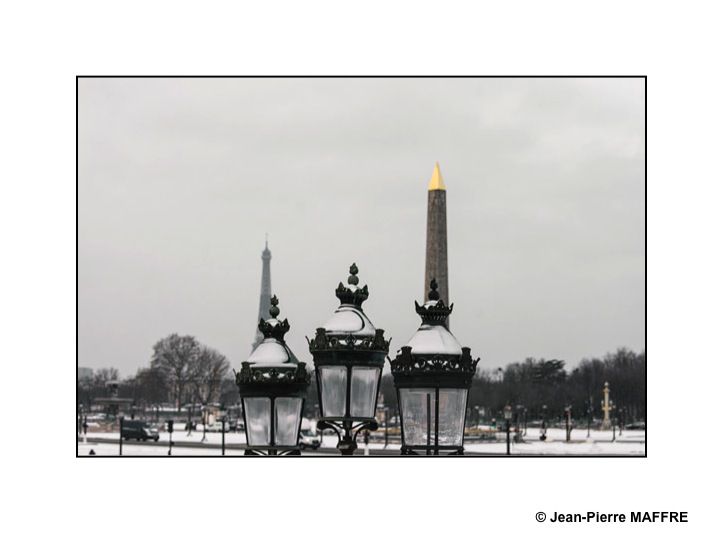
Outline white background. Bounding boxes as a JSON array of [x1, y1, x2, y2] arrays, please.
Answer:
[[1, 1, 718, 539]]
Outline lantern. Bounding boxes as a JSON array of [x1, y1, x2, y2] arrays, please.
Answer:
[[308, 263, 390, 455], [391, 279, 479, 455], [236, 296, 310, 455]]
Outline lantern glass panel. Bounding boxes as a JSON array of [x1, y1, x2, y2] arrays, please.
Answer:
[[399, 387, 436, 446], [350, 366, 380, 417], [274, 397, 303, 446], [319, 366, 347, 417], [244, 397, 271, 446], [437, 388, 468, 446]]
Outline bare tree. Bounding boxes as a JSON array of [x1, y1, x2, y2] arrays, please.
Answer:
[[151, 334, 199, 411], [133, 367, 169, 404], [189, 346, 230, 405]]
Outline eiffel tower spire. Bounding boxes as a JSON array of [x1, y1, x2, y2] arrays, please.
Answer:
[[252, 236, 272, 350]]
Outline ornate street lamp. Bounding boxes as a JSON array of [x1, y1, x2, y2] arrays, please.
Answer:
[[236, 296, 310, 455], [503, 404, 513, 455], [390, 279, 480, 455], [308, 263, 390, 455]]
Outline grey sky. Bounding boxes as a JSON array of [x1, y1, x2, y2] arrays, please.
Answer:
[[78, 77, 645, 378]]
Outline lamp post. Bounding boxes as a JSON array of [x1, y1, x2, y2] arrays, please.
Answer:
[[219, 406, 227, 456], [236, 296, 310, 456], [540, 404, 547, 441], [503, 405, 513, 455], [564, 406, 572, 442], [186, 403, 193, 437], [384, 405, 390, 449], [390, 279, 479, 455], [118, 416, 124, 456], [308, 264, 390, 455], [586, 399, 592, 438], [167, 419, 174, 456]]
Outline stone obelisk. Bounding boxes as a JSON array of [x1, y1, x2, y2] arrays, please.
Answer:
[[424, 162, 449, 327], [252, 237, 272, 350]]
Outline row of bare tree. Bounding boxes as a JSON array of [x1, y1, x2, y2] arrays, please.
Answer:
[[78, 334, 231, 410], [79, 337, 645, 422]]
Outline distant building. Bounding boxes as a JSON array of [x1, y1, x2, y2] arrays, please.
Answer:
[[252, 238, 273, 350], [78, 367, 93, 381]]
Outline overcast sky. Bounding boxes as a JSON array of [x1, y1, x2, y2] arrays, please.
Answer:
[[78, 77, 645, 377]]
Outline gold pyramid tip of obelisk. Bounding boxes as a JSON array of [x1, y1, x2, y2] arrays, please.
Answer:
[[428, 162, 446, 191]]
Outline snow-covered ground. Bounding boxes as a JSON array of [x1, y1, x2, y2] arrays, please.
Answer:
[[78, 442, 247, 456], [87, 429, 247, 446], [80, 427, 644, 456], [463, 427, 645, 455]]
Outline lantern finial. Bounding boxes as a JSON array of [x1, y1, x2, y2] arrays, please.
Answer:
[[335, 263, 369, 307], [428, 278, 440, 301], [269, 295, 280, 318], [258, 295, 290, 341], [415, 279, 453, 325]]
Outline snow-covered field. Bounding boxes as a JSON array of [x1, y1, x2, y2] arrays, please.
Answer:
[[79, 427, 644, 456]]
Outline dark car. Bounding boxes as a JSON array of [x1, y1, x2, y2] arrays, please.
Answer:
[[122, 420, 160, 441]]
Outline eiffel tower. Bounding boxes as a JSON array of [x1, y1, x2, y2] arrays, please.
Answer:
[[252, 237, 272, 351]]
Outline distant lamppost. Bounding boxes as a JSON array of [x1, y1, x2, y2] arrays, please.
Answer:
[[78, 404, 84, 436], [564, 406, 572, 442], [82, 415, 88, 444], [308, 264, 390, 455], [586, 399, 593, 438], [219, 405, 227, 456], [236, 296, 310, 456], [119, 416, 124, 456], [186, 404, 193, 436], [503, 405, 513, 455], [167, 419, 174, 455], [390, 279, 479, 455], [540, 404, 547, 441], [384, 405, 390, 449], [201, 405, 207, 443], [610, 400, 617, 442]]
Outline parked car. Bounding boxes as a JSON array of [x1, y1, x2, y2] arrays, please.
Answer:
[[122, 420, 160, 441], [625, 422, 646, 430], [298, 430, 321, 450]]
